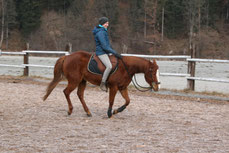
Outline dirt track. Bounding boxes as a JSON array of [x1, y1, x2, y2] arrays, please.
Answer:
[[0, 77, 229, 153]]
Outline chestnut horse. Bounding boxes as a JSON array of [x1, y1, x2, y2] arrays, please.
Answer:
[[43, 51, 160, 118]]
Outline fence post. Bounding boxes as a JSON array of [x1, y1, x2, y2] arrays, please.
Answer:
[[69, 43, 72, 54], [65, 43, 72, 54], [187, 43, 196, 90], [23, 43, 29, 76]]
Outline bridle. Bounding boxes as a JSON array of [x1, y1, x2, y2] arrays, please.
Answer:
[[120, 58, 160, 92]]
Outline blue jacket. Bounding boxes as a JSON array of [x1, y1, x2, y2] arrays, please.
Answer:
[[92, 26, 117, 56]]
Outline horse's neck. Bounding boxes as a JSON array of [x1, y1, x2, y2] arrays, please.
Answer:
[[125, 57, 147, 75]]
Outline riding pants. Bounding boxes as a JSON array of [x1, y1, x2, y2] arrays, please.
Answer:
[[98, 54, 112, 83]]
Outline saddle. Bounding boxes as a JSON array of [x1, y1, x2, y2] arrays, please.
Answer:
[[88, 54, 118, 75]]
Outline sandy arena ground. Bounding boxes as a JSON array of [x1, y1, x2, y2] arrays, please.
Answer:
[[0, 76, 229, 153]]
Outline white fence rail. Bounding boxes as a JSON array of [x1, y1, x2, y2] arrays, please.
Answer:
[[0, 50, 69, 55], [0, 50, 68, 75], [122, 53, 190, 59], [186, 77, 229, 83], [0, 64, 25, 68], [0, 50, 229, 91], [22, 64, 54, 68], [186, 58, 229, 86], [160, 73, 190, 77], [22, 50, 69, 55], [0, 51, 26, 55], [187, 58, 229, 63]]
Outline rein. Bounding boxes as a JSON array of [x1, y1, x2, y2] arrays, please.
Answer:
[[120, 58, 153, 92]]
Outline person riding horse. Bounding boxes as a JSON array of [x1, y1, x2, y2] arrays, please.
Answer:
[[43, 17, 160, 118], [92, 17, 122, 92]]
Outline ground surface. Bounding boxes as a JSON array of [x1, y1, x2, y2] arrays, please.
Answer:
[[0, 76, 229, 153]]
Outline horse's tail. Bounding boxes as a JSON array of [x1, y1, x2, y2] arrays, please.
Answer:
[[43, 56, 65, 101]]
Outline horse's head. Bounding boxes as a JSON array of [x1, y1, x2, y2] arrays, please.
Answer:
[[144, 59, 160, 91]]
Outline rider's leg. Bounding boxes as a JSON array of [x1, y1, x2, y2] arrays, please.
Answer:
[[98, 54, 112, 91]]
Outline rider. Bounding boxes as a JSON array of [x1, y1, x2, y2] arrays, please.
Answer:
[[92, 17, 122, 92]]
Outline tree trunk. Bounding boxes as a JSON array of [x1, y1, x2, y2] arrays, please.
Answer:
[[198, 3, 201, 35], [227, 6, 229, 20], [206, 0, 209, 31], [152, 0, 158, 34], [5, 0, 8, 49], [6, 21, 8, 49], [197, 1, 201, 58], [144, 1, 147, 39], [161, 7, 164, 41], [189, 2, 194, 51], [0, 0, 5, 49], [189, 24, 193, 50]]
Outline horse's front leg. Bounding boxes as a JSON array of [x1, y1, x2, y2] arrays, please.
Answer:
[[77, 80, 92, 117], [108, 86, 118, 118], [113, 88, 130, 115]]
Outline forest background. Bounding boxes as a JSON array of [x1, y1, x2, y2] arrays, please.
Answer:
[[0, 0, 229, 59]]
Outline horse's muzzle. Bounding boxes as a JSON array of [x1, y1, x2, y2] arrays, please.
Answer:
[[152, 82, 161, 91]]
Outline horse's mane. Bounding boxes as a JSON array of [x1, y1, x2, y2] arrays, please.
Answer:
[[121, 56, 151, 74], [124, 56, 149, 63], [125, 56, 150, 66]]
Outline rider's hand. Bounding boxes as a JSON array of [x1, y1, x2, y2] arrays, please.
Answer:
[[115, 53, 122, 59]]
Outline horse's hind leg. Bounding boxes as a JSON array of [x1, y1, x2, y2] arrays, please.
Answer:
[[113, 88, 130, 115], [63, 81, 78, 115], [77, 80, 92, 117]]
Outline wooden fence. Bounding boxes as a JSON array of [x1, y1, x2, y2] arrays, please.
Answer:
[[0, 49, 229, 91]]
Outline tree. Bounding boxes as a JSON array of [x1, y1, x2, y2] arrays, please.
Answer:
[[155, 0, 168, 41], [162, 0, 186, 38], [5, 0, 17, 48], [183, 0, 206, 57], [207, 0, 223, 27], [144, 0, 158, 35], [0, 0, 5, 49], [6, 0, 17, 29], [68, 0, 88, 17], [16, 0, 42, 37], [128, 0, 145, 36], [40, 0, 74, 12]]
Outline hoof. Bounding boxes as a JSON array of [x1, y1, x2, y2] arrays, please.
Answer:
[[87, 112, 92, 117], [68, 108, 73, 115], [113, 109, 118, 115], [108, 114, 112, 118], [107, 108, 112, 118]]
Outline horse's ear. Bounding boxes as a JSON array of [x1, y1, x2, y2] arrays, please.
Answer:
[[153, 59, 156, 64], [149, 59, 157, 67]]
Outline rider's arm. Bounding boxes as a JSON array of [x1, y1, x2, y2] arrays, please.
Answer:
[[97, 31, 117, 55]]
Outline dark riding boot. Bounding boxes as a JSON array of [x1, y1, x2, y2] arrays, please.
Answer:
[[100, 82, 107, 92]]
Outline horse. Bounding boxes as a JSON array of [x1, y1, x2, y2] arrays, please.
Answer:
[[43, 51, 160, 118]]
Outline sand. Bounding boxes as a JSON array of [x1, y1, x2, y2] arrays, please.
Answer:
[[0, 77, 229, 152]]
